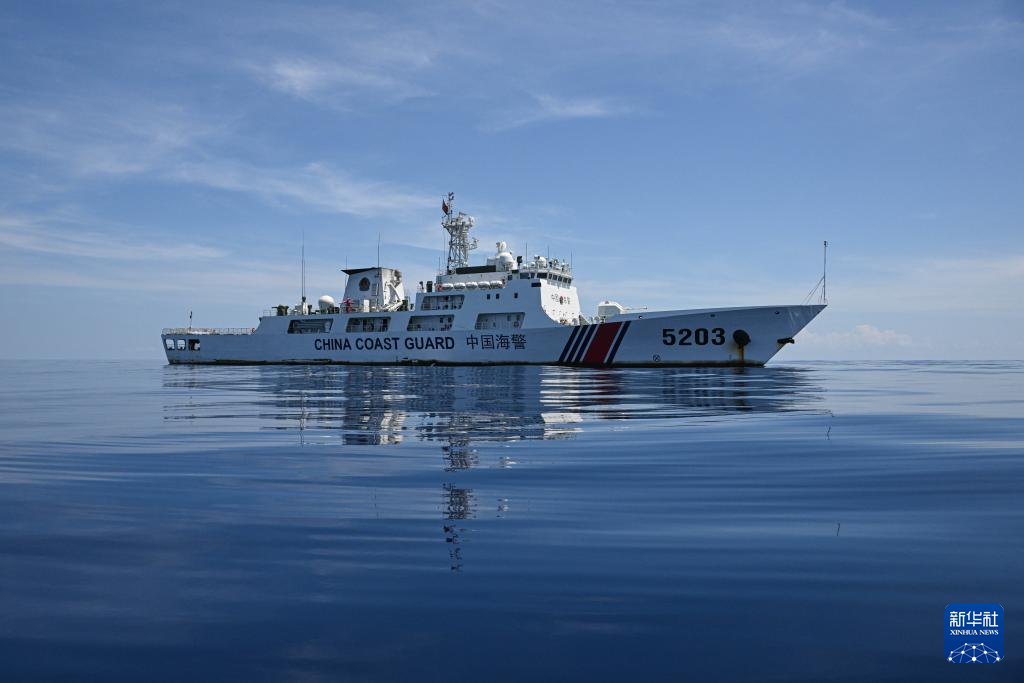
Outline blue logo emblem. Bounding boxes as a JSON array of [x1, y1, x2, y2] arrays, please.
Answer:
[[946, 603, 1003, 663]]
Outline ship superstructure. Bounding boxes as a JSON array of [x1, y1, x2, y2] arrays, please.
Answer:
[[162, 194, 826, 366]]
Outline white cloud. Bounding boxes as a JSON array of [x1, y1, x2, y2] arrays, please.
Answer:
[[222, 5, 449, 107], [0, 211, 299, 300], [169, 160, 435, 218], [485, 93, 633, 131], [0, 101, 223, 177], [0, 259, 299, 303], [798, 323, 913, 350], [699, 1, 896, 72], [0, 214, 226, 261], [832, 254, 1024, 314], [0, 100, 434, 220], [253, 57, 433, 103], [264, 59, 329, 97], [462, 1, 889, 76]]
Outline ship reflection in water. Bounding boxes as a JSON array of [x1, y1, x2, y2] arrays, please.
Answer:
[[162, 364, 825, 449], [162, 365, 825, 571], [4, 361, 1023, 680]]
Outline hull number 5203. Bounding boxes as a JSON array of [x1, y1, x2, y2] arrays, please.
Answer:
[[662, 328, 726, 346]]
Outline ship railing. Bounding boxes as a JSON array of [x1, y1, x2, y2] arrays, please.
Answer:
[[161, 327, 253, 335], [262, 308, 315, 317], [261, 307, 385, 317]]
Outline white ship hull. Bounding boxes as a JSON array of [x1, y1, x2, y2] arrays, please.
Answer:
[[162, 196, 829, 367], [163, 304, 825, 367]]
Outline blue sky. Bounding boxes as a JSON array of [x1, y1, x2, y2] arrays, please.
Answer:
[[1, 0, 1022, 359]]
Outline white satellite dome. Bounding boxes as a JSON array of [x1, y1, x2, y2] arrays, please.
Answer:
[[317, 295, 336, 312]]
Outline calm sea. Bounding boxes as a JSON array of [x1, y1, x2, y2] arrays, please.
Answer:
[[0, 361, 1021, 681]]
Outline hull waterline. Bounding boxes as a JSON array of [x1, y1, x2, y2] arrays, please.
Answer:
[[163, 304, 826, 367]]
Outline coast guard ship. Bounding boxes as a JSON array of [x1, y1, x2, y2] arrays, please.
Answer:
[[162, 194, 826, 366]]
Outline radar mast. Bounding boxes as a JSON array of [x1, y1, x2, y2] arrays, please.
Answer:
[[441, 192, 477, 273]]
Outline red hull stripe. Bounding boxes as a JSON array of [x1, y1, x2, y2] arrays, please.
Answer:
[[582, 322, 622, 365], [569, 324, 597, 363], [605, 320, 631, 365]]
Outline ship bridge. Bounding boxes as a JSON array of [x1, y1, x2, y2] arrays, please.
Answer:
[[248, 193, 585, 335]]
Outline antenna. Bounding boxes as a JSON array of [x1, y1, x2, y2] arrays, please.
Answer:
[[801, 240, 830, 306], [440, 192, 478, 272], [823, 240, 828, 305]]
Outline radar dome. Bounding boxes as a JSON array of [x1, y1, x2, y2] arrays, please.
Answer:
[[318, 295, 336, 312]]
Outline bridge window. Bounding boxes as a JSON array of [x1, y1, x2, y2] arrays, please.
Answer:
[[188, 339, 201, 351], [346, 316, 390, 333], [474, 312, 525, 330], [420, 294, 464, 311], [165, 339, 174, 350], [407, 315, 453, 331], [288, 319, 333, 334]]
